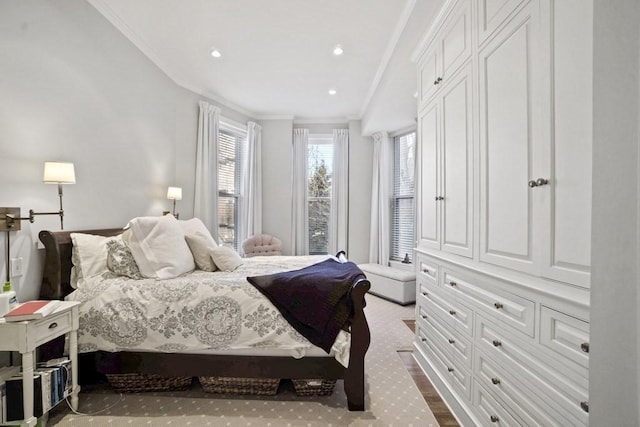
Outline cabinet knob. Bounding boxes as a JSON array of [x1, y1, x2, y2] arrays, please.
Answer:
[[434, 77, 443, 85], [448, 339, 455, 344], [421, 337, 427, 343], [449, 281, 457, 287], [580, 401, 589, 413], [421, 291, 428, 297], [494, 302, 504, 309], [492, 340, 502, 347], [422, 268, 429, 274], [449, 310, 456, 316], [447, 367, 454, 372], [580, 342, 590, 353], [491, 377, 501, 385], [434, 196, 444, 201], [490, 415, 500, 423], [528, 178, 549, 187], [420, 314, 428, 320]]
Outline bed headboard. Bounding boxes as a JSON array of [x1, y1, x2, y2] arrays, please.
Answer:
[[38, 228, 124, 300]]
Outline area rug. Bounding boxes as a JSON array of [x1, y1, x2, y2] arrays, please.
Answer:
[[47, 294, 438, 426]]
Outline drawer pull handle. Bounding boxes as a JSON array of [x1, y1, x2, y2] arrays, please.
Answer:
[[48, 322, 58, 330], [490, 415, 500, 423], [492, 340, 502, 347], [449, 310, 456, 316], [420, 314, 428, 320], [448, 339, 455, 344], [491, 377, 501, 385], [447, 367, 454, 373], [494, 302, 503, 309], [449, 281, 457, 287], [421, 338, 427, 343], [581, 342, 590, 353], [580, 401, 589, 413], [422, 268, 429, 274]]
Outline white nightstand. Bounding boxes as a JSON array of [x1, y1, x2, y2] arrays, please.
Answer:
[[0, 301, 80, 426]]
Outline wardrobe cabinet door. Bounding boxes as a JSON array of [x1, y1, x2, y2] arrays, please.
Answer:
[[479, 5, 538, 274], [441, 64, 473, 258], [418, 101, 441, 250], [541, 0, 592, 288]]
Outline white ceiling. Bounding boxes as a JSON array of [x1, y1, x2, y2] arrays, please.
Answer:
[[88, 0, 443, 134]]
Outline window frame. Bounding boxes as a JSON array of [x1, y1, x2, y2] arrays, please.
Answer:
[[390, 129, 416, 263]]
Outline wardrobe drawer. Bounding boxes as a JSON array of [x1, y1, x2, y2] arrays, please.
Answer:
[[472, 382, 521, 427], [417, 325, 472, 400], [475, 350, 573, 426], [418, 304, 473, 369], [443, 271, 535, 336], [417, 257, 438, 284], [418, 280, 474, 337], [476, 316, 589, 425], [540, 306, 590, 368]]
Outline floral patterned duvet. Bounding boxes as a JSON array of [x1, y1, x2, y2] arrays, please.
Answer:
[[66, 255, 351, 366]]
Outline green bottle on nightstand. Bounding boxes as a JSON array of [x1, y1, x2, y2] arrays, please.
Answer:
[[0, 281, 18, 316]]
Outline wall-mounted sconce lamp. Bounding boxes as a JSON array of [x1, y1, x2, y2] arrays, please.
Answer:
[[166, 186, 182, 219], [4, 161, 75, 230]]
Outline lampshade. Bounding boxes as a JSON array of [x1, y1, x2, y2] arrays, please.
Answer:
[[43, 162, 76, 184], [167, 186, 182, 200]]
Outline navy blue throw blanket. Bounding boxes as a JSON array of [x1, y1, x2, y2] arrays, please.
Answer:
[[246, 259, 366, 353]]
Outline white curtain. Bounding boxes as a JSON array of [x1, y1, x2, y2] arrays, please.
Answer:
[[328, 129, 349, 254], [369, 131, 393, 264], [239, 121, 262, 248], [291, 128, 309, 255], [194, 101, 220, 238]]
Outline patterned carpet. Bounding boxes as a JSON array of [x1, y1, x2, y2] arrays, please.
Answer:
[[47, 294, 438, 426]]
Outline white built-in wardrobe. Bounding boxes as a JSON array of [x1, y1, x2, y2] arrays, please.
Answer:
[[413, 0, 592, 425]]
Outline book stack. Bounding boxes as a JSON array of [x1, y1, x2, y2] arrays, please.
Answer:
[[1, 358, 72, 422]]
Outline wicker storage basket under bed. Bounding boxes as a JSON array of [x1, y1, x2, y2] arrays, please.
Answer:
[[198, 376, 280, 395], [106, 373, 193, 393], [291, 379, 337, 396]]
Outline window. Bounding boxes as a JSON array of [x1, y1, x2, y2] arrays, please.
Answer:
[[307, 136, 333, 254], [391, 131, 416, 262], [218, 122, 247, 252]]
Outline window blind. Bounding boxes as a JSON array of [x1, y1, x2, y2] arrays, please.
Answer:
[[218, 124, 247, 252], [391, 131, 416, 262], [307, 137, 333, 255]]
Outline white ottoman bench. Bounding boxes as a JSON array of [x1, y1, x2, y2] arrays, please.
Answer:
[[358, 263, 416, 305]]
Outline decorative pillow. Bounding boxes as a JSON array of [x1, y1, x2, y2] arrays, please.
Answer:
[[179, 218, 216, 243], [209, 246, 243, 272], [122, 215, 195, 279], [106, 239, 143, 279], [185, 232, 218, 272], [70, 233, 115, 288]]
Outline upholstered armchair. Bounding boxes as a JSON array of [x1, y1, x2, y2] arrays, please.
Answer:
[[241, 234, 283, 257]]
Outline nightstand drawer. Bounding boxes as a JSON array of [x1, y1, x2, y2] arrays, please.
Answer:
[[31, 309, 75, 347]]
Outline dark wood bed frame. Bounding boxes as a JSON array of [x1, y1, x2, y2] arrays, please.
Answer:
[[38, 228, 372, 411]]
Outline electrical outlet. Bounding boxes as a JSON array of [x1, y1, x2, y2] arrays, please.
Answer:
[[10, 257, 23, 278]]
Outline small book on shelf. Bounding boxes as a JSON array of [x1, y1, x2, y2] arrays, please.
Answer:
[[2, 300, 59, 322]]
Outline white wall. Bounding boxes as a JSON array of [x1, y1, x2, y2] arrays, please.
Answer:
[[0, 0, 250, 300], [590, 0, 640, 425], [260, 119, 294, 254]]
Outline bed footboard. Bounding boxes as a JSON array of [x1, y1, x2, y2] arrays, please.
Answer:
[[344, 277, 371, 411]]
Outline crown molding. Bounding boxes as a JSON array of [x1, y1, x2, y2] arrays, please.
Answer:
[[359, 0, 416, 118]]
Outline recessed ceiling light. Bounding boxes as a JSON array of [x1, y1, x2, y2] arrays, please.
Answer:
[[333, 45, 344, 56], [210, 49, 222, 58], [328, 89, 337, 95]]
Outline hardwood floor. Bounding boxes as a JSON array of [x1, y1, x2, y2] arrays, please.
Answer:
[[399, 319, 460, 426]]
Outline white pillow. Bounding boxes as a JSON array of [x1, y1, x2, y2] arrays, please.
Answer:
[[185, 232, 218, 272], [70, 233, 116, 288], [122, 215, 195, 279], [209, 246, 243, 272], [180, 218, 216, 243]]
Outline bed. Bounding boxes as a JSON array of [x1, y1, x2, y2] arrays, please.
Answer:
[[38, 225, 371, 411]]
